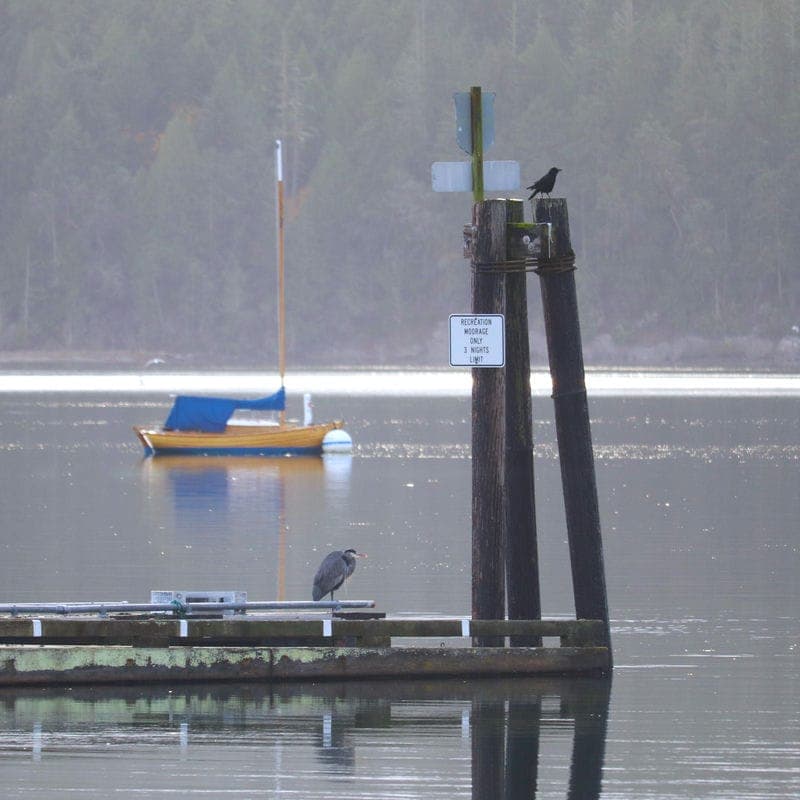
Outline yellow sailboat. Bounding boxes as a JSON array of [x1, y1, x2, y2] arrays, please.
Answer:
[[134, 140, 350, 457], [134, 415, 344, 456]]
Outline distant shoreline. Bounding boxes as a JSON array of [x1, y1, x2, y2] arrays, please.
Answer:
[[0, 333, 799, 372]]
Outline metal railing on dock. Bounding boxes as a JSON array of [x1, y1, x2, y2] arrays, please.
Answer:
[[0, 600, 375, 617]]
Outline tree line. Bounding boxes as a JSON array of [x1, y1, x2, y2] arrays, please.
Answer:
[[1, 0, 797, 366]]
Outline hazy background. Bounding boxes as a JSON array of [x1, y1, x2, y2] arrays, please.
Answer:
[[1, 0, 798, 368]]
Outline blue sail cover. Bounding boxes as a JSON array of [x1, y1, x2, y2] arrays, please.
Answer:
[[164, 387, 286, 432]]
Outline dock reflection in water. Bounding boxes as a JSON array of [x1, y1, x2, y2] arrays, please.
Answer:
[[0, 678, 610, 799]]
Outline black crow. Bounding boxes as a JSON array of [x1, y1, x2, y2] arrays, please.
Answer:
[[527, 167, 561, 199]]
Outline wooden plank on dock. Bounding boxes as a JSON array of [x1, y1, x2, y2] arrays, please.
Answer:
[[269, 646, 610, 680], [0, 617, 605, 647], [0, 617, 178, 646]]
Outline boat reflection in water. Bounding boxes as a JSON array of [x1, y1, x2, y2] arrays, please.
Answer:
[[140, 454, 352, 599], [0, 678, 610, 798]]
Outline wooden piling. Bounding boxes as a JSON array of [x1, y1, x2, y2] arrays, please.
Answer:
[[471, 199, 507, 645], [503, 200, 541, 646], [532, 198, 612, 655]]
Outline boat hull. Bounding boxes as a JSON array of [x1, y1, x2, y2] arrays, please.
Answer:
[[134, 421, 343, 456]]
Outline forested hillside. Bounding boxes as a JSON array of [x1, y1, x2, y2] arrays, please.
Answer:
[[1, 0, 798, 366]]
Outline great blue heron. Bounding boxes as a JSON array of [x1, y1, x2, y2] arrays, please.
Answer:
[[527, 167, 561, 199], [312, 549, 366, 601]]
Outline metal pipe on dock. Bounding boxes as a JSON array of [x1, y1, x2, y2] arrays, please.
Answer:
[[0, 600, 375, 616]]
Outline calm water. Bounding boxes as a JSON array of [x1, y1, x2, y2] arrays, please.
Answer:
[[0, 371, 797, 798]]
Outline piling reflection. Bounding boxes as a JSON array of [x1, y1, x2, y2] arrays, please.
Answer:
[[471, 679, 611, 800], [0, 677, 609, 798]]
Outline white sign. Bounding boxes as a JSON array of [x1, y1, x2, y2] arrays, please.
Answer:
[[431, 161, 520, 192], [449, 314, 505, 367]]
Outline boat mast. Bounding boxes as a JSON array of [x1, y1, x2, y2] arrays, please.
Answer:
[[275, 139, 286, 426]]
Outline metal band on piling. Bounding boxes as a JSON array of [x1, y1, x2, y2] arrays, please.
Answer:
[[472, 259, 533, 273], [533, 251, 576, 275], [472, 252, 576, 276]]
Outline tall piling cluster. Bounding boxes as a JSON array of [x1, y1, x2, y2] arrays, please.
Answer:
[[468, 194, 611, 655], [441, 86, 610, 657]]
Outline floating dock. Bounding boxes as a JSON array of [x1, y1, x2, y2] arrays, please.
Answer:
[[0, 615, 610, 685]]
